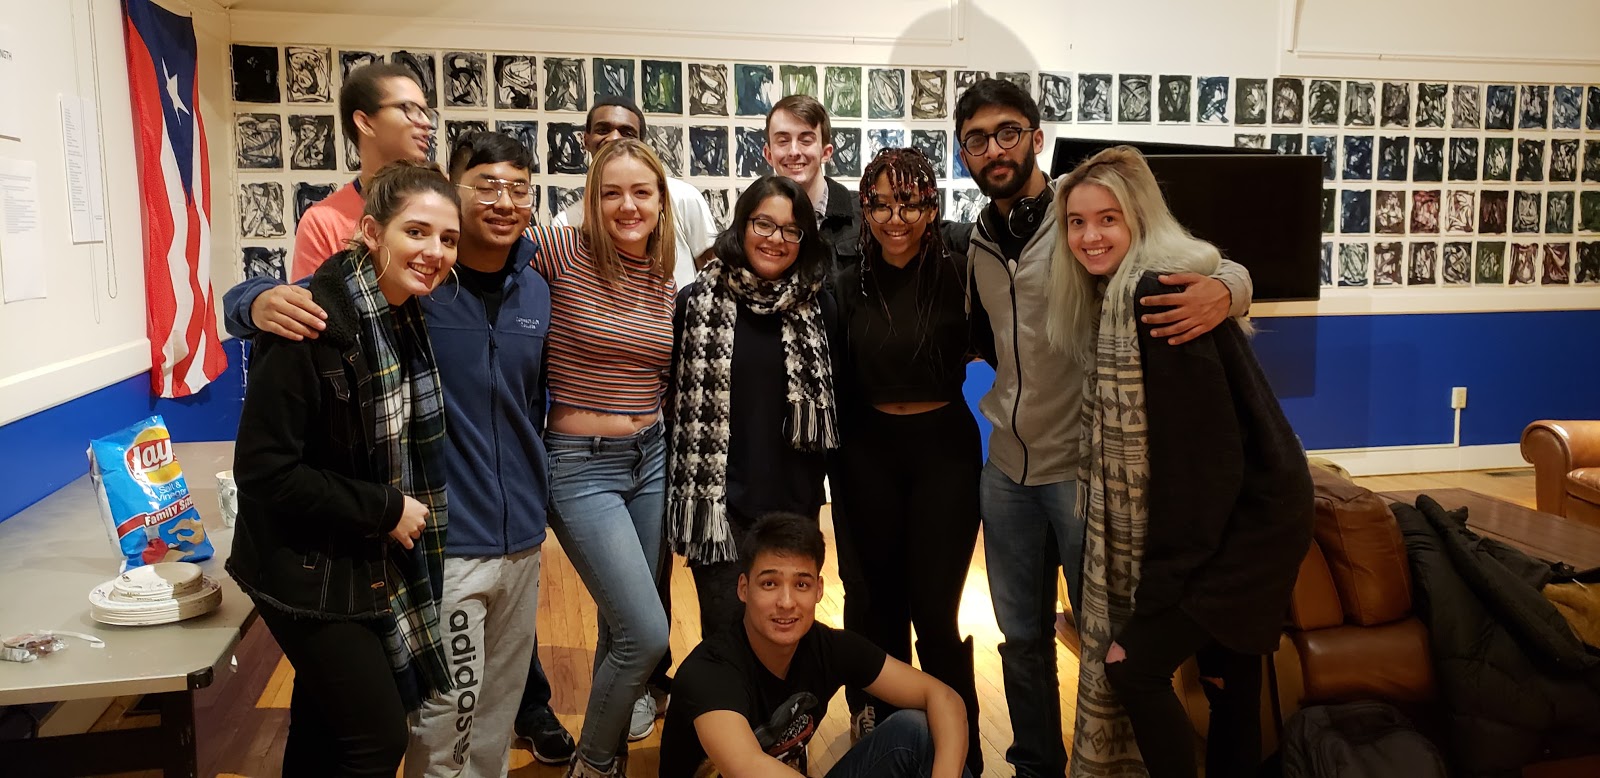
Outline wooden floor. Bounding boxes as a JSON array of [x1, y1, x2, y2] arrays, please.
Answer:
[[93, 467, 1534, 777]]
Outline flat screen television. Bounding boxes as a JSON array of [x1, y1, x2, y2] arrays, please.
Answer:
[[1050, 138, 1323, 302]]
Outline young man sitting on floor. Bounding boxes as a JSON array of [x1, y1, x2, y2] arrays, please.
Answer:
[[657, 512, 970, 778]]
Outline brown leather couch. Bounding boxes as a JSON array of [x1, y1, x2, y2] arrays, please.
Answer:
[[1522, 420, 1600, 529]]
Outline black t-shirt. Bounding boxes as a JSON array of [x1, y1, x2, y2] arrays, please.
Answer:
[[658, 624, 887, 778], [839, 251, 972, 406], [456, 259, 513, 323]]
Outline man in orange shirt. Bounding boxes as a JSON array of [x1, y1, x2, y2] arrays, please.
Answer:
[[229, 62, 437, 339]]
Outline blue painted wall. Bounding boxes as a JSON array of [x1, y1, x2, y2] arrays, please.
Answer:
[[962, 307, 1600, 458], [5, 308, 1598, 523], [0, 339, 245, 523], [1252, 310, 1600, 449]]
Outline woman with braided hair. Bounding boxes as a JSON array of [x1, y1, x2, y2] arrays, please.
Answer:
[[832, 147, 989, 775]]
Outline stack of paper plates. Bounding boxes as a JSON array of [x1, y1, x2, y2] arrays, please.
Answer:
[[89, 562, 222, 626]]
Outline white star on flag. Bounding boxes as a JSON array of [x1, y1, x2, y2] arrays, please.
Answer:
[[163, 60, 189, 120]]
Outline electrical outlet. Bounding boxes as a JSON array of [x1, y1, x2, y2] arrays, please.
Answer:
[[1450, 386, 1467, 410]]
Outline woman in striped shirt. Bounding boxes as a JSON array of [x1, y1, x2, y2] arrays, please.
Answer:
[[522, 138, 678, 778]]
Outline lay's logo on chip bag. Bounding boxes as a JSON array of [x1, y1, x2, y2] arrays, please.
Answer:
[[125, 430, 182, 485], [89, 416, 214, 572]]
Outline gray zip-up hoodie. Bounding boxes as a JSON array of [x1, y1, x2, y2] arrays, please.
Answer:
[[968, 174, 1254, 486]]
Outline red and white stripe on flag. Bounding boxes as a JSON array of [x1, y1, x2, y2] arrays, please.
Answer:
[[122, 0, 227, 398]]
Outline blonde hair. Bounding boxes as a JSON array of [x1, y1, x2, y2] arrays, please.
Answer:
[[581, 138, 677, 286], [1047, 145, 1226, 367]]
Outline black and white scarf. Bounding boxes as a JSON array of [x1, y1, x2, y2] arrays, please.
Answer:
[[667, 258, 838, 564]]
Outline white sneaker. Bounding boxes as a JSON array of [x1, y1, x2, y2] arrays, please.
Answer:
[[627, 693, 657, 741]]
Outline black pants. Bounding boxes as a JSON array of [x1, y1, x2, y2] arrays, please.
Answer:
[[257, 605, 408, 777], [1104, 607, 1263, 778], [835, 401, 983, 773]]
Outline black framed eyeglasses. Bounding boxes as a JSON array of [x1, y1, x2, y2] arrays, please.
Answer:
[[749, 216, 804, 244], [959, 125, 1036, 156], [865, 201, 930, 225], [458, 179, 534, 207], [379, 100, 439, 128]]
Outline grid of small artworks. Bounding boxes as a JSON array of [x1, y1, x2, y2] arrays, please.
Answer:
[[229, 44, 1600, 289]]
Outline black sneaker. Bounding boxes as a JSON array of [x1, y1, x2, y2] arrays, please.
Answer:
[[517, 706, 576, 766], [755, 691, 819, 769], [849, 704, 876, 744]]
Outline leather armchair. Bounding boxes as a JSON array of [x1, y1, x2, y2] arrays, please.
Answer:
[[1175, 466, 1437, 757], [1522, 420, 1600, 530], [1274, 468, 1436, 718]]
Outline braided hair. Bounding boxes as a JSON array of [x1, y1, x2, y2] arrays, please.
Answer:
[[857, 147, 943, 266]]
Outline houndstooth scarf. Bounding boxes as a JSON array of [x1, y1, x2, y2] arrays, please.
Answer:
[[344, 251, 453, 711], [1069, 265, 1151, 777], [667, 258, 838, 564]]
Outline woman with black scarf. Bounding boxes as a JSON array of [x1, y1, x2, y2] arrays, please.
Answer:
[[665, 175, 842, 637]]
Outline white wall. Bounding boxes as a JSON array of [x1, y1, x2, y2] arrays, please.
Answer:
[[0, 0, 234, 426], [5, 0, 1598, 427]]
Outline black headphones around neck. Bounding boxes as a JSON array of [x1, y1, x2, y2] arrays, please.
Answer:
[[1004, 187, 1053, 238]]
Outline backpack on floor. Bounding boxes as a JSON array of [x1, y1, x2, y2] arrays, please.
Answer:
[[1280, 701, 1447, 778]]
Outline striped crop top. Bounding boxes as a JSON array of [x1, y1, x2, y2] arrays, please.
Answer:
[[525, 226, 676, 415]]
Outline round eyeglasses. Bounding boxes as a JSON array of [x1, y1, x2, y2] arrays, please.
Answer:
[[380, 100, 440, 129], [458, 180, 534, 208], [865, 202, 930, 225], [959, 126, 1036, 156]]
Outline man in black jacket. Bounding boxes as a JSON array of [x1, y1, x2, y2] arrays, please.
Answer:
[[764, 95, 863, 271]]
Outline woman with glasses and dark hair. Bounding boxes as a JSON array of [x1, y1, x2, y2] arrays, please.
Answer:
[[665, 175, 844, 639], [831, 147, 988, 775]]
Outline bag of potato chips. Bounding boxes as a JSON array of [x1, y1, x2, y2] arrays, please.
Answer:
[[88, 416, 214, 571]]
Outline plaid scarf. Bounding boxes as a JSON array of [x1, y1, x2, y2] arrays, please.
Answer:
[[1069, 266, 1151, 777], [343, 253, 453, 711], [667, 258, 838, 564]]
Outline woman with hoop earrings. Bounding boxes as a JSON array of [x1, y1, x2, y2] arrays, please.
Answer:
[[230, 161, 461, 777]]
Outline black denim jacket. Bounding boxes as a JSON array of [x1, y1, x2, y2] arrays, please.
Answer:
[[226, 255, 404, 619]]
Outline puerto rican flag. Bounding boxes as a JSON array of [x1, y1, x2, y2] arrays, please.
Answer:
[[122, 0, 226, 397]]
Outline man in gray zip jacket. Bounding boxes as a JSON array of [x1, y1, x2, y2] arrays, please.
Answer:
[[953, 79, 1254, 778]]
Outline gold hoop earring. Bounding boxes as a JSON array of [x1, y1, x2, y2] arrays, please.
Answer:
[[373, 245, 393, 284], [427, 265, 462, 305]]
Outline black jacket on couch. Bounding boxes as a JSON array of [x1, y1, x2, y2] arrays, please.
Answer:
[[1394, 495, 1600, 777]]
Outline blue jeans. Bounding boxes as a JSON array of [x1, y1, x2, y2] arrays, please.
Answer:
[[545, 422, 670, 766], [979, 461, 1082, 778], [824, 710, 971, 778]]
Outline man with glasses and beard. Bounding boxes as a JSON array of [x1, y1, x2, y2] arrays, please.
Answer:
[[952, 78, 1254, 778]]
